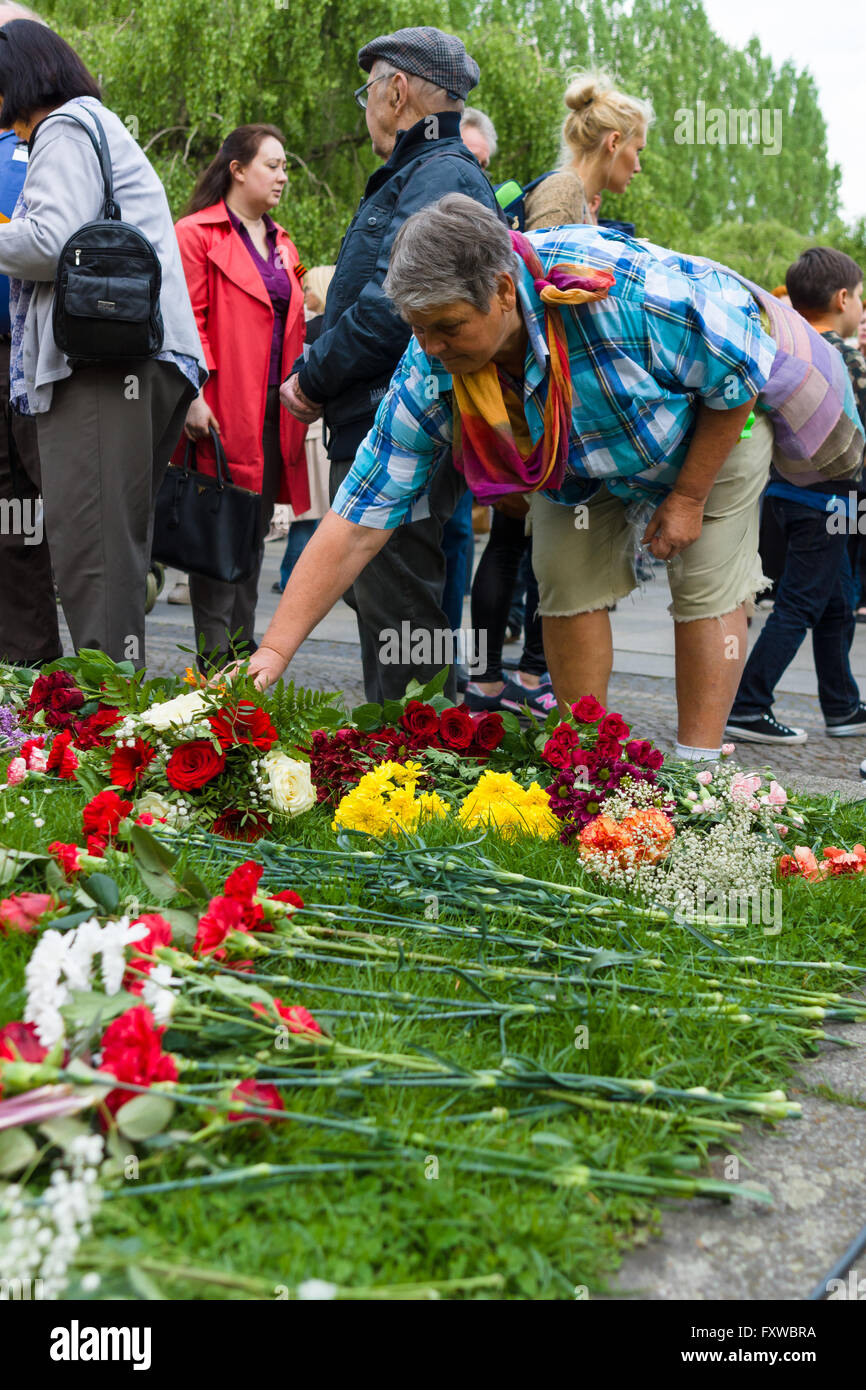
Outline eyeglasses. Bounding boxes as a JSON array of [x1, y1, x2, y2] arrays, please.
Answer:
[[354, 73, 391, 110]]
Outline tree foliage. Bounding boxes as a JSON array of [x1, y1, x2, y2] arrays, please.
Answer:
[[35, 0, 855, 282]]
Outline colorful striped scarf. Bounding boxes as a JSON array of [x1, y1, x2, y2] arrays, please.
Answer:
[[451, 230, 614, 502]]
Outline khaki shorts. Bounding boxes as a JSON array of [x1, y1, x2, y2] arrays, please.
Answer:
[[527, 412, 773, 622]]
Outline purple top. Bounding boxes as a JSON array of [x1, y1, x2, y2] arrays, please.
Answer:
[[225, 203, 293, 386]]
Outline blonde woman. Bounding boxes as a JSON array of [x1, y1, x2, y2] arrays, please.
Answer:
[[525, 71, 652, 232], [273, 265, 336, 593]]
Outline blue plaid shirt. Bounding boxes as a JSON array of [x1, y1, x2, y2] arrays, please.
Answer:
[[332, 226, 777, 527]]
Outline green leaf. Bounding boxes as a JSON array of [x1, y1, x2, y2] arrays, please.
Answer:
[[130, 824, 179, 874], [115, 1092, 176, 1140], [530, 1132, 576, 1150], [125, 1264, 168, 1300], [0, 846, 47, 888], [81, 873, 120, 913], [0, 1127, 38, 1176], [381, 700, 404, 724], [351, 702, 383, 732], [154, 908, 198, 947], [38, 1116, 90, 1151], [61, 989, 139, 1031], [205, 974, 274, 1006], [498, 711, 523, 736], [420, 668, 449, 701]]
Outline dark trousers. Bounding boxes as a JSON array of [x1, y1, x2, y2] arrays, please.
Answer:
[[329, 455, 465, 703], [732, 496, 860, 723], [34, 357, 193, 669], [190, 387, 284, 662], [441, 488, 474, 631], [0, 339, 61, 664], [471, 509, 546, 683]]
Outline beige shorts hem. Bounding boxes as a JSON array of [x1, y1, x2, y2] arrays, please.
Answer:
[[669, 575, 773, 624], [539, 587, 635, 619]]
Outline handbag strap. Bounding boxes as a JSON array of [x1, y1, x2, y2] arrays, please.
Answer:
[[182, 425, 234, 488], [32, 107, 120, 221]]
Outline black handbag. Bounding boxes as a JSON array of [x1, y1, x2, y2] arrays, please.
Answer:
[[35, 108, 164, 362], [152, 427, 260, 584]]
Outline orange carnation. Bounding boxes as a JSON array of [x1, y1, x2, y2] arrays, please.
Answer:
[[579, 808, 675, 868]]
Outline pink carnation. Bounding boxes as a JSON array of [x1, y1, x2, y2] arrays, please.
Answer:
[[6, 757, 26, 786]]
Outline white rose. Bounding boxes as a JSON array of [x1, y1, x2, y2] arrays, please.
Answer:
[[261, 753, 316, 816], [140, 690, 211, 731], [134, 790, 178, 824]]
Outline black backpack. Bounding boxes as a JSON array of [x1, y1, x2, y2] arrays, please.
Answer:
[[34, 108, 164, 362]]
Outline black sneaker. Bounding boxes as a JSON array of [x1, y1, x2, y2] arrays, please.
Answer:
[[724, 713, 808, 745], [825, 704, 866, 737]]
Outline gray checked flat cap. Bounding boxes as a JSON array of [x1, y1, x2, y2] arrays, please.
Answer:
[[357, 25, 480, 100]]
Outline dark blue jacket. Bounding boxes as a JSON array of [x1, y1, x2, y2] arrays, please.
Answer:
[[296, 111, 501, 461], [0, 129, 29, 335]]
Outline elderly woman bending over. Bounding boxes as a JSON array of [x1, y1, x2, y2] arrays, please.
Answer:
[[246, 195, 863, 761]]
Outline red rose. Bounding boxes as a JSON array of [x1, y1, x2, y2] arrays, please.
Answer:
[[193, 895, 248, 957], [209, 701, 277, 752], [73, 705, 122, 749], [48, 841, 82, 876], [0, 892, 55, 935], [438, 705, 475, 750], [571, 695, 606, 723], [543, 724, 580, 769], [270, 889, 304, 910], [165, 739, 225, 790], [227, 1078, 285, 1122], [82, 789, 133, 840], [212, 808, 270, 841], [98, 1006, 178, 1115], [26, 671, 85, 728], [0, 1021, 48, 1095], [470, 711, 505, 752], [224, 860, 264, 902], [110, 737, 156, 790], [400, 701, 440, 738], [599, 712, 630, 741]]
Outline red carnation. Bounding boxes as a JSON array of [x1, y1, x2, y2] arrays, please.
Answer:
[[270, 889, 304, 910], [571, 695, 606, 723], [209, 701, 277, 752], [110, 737, 156, 790], [400, 700, 440, 738], [20, 736, 46, 765], [0, 1021, 48, 1095], [212, 808, 270, 841], [252, 998, 322, 1035], [438, 704, 475, 751], [224, 860, 264, 902], [126, 914, 174, 993], [227, 1078, 285, 1122], [165, 739, 225, 791], [73, 705, 122, 749], [98, 1006, 178, 1116], [48, 841, 82, 876], [598, 712, 630, 741], [470, 710, 505, 752], [0, 892, 55, 935], [193, 895, 248, 957], [46, 730, 79, 780], [82, 789, 133, 841]]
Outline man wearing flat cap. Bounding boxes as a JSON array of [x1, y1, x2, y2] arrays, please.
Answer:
[[281, 26, 501, 704]]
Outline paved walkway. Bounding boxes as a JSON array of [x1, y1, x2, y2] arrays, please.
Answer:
[[62, 534, 866, 793]]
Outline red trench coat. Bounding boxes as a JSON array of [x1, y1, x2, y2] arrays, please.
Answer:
[[171, 201, 310, 512]]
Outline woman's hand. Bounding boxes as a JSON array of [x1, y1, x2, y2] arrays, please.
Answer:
[[184, 394, 220, 442], [642, 492, 705, 560], [245, 645, 290, 692]]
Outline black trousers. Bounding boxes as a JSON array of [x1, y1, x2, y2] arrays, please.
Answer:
[[471, 509, 546, 683], [0, 339, 61, 665], [329, 455, 465, 703]]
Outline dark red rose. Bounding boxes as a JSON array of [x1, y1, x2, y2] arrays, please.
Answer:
[[571, 695, 606, 723], [98, 1006, 178, 1115], [438, 705, 475, 751], [209, 702, 277, 752], [543, 724, 580, 769], [624, 738, 663, 771], [212, 808, 271, 841], [72, 705, 122, 749], [110, 737, 156, 790], [26, 671, 85, 728], [165, 739, 225, 790], [400, 700, 440, 738], [599, 712, 630, 741], [227, 1078, 285, 1122], [470, 711, 505, 752], [593, 733, 626, 760], [82, 789, 133, 839]]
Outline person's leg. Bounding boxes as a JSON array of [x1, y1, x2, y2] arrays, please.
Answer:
[[731, 501, 852, 721], [528, 486, 634, 713], [517, 545, 548, 682], [0, 341, 61, 664], [813, 547, 861, 724], [278, 519, 318, 591], [674, 606, 749, 746], [330, 455, 464, 703], [440, 489, 474, 633], [190, 388, 283, 665], [36, 360, 189, 667], [470, 509, 527, 689]]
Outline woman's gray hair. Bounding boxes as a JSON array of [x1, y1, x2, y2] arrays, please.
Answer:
[[384, 194, 517, 315]]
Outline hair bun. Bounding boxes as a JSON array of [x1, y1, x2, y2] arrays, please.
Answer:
[[564, 73, 606, 113]]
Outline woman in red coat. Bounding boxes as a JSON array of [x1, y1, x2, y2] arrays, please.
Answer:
[[173, 124, 309, 668]]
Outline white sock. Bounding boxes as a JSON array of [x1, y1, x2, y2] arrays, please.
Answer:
[[674, 742, 722, 762]]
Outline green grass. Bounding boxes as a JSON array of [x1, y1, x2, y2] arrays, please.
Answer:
[[2, 777, 865, 1301]]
